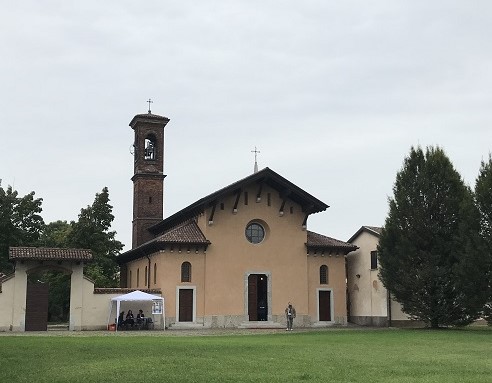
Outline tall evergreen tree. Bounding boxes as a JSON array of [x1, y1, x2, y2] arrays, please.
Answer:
[[0, 185, 44, 273], [378, 146, 487, 327], [67, 187, 123, 287], [475, 155, 492, 324]]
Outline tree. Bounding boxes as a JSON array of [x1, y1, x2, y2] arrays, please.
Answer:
[[39, 220, 72, 247], [378, 146, 487, 328], [0, 184, 44, 273], [67, 187, 123, 287], [475, 155, 492, 324]]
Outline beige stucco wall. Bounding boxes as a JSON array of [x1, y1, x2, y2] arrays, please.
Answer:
[[347, 230, 410, 326], [127, 183, 347, 328], [307, 254, 347, 325], [0, 275, 16, 331]]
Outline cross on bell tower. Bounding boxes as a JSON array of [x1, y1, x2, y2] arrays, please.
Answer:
[[129, 105, 170, 248], [251, 146, 260, 173]]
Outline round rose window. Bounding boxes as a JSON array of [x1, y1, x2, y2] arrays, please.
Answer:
[[245, 223, 265, 244]]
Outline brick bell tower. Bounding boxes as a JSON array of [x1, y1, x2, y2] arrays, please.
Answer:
[[129, 108, 170, 248]]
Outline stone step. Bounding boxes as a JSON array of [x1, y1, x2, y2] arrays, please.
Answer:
[[47, 324, 69, 331], [238, 321, 284, 329]]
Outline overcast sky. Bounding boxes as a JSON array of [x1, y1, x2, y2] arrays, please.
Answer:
[[1, 1, 491, 251]]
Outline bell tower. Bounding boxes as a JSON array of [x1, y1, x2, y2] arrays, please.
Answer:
[[129, 109, 170, 248]]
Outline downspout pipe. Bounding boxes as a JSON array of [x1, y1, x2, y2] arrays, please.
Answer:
[[387, 290, 392, 327], [145, 255, 151, 289]]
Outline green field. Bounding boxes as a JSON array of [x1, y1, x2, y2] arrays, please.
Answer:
[[0, 328, 490, 382]]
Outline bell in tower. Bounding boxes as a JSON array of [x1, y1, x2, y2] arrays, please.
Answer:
[[129, 108, 170, 249]]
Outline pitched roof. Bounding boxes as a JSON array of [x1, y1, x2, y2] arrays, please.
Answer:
[[117, 220, 210, 264], [129, 112, 169, 127], [156, 219, 209, 244], [9, 247, 93, 261], [307, 231, 358, 253], [149, 167, 329, 235], [347, 226, 382, 243]]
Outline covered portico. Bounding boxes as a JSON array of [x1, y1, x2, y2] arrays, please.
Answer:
[[0, 247, 92, 331]]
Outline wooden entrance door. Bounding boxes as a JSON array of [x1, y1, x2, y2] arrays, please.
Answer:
[[248, 274, 268, 321], [248, 275, 258, 321], [25, 282, 49, 331], [319, 290, 332, 321], [178, 289, 193, 322]]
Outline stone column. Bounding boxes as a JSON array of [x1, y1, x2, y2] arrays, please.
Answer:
[[69, 264, 84, 331], [11, 263, 28, 331]]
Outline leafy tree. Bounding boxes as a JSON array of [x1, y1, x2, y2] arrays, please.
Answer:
[[475, 155, 492, 324], [39, 220, 72, 247], [378, 146, 487, 328], [67, 187, 123, 287], [0, 184, 44, 273]]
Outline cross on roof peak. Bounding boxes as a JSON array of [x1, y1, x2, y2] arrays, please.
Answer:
[[251, 146, 260, 173]]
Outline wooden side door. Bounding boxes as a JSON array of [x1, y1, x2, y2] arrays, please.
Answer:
[[248, 274, 258, 321], [178, 289, 193, 322], [25, 282, 49, 331], [319, 290, 332, 321]]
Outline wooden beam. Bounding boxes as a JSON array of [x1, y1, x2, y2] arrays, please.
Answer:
[[302, 213, 309, 229], [208, 203, 216, 225], [279, 199, 286, 216], [256, 183, 263, 202], [233, 190, 241, 214]]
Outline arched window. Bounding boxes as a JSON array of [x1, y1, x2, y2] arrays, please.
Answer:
[[181, 262, 191, 282], [137, 268, 140, 287], [144, 266, 148, 286], [320, 265, 328, 284], [129, 270, 132, 288]]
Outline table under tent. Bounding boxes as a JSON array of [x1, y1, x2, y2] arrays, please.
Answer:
[[108, 290, 165, 331]]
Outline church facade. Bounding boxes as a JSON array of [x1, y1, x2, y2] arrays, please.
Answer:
[[117, 111, 356, 328]]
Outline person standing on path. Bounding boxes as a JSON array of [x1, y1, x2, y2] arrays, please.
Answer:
[[285, 302, 296, 331]]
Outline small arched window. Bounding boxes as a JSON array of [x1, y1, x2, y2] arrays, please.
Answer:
[[320, 265, 328, 284], [129, 270, 132, 288], [181, 262, 191, 282], [137, 268, 140, 287], [144, 266, 148, 286]]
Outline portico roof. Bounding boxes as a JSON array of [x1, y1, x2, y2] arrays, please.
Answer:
[[9, 247, 93, 261], [306, 231, 357, 254], [117, 220, 210, 264]]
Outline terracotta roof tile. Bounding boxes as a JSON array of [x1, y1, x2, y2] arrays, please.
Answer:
[[364, 226, 382, 235], [347, 225, 383, 243], [307, 231, 357, 251], [156, 220, 209, 244], [9, 247, 93, 261]]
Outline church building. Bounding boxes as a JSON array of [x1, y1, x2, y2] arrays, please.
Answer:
[[117, 111, 357, 328]]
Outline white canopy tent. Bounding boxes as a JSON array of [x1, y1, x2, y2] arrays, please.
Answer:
[[108, 290, 165, 331]]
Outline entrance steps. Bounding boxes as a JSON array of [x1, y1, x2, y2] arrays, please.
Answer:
[[168, 322, 206, 329], [238, 321, 284, 329], [47, 323, 69, 331]]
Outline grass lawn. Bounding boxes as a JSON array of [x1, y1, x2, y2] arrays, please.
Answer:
[[0, 328, 490, 382]]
